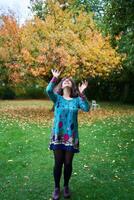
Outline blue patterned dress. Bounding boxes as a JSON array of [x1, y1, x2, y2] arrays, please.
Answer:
[[45, 76, 90, 153]]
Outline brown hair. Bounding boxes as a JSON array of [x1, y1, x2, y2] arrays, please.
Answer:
[[51, 77, 80, 111], [54, 77, 79, 97]]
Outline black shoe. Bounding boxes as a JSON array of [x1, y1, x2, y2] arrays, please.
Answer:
[[63, 186, 71, 198], [52, 187, 60, 200]]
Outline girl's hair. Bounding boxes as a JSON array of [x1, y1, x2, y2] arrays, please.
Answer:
[[54, 77, 79, 97], [51, 77, 80, 111]]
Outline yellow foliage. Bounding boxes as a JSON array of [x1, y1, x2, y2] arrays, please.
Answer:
[[0, 1, 123, 83], [0, 47, 10, 61]]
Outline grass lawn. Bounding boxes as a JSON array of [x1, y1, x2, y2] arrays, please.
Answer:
[[0, 100, 134, 200]]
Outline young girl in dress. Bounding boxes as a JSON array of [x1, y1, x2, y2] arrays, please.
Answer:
[[46, 69, 90, 200]]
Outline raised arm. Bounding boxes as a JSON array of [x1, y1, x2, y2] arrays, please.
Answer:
[[45, 69, 61, 103], [78, 92, 90, 112], [78, 80, 90, 112]]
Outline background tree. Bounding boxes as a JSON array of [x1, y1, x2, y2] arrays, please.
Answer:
[[29, 0, 47, 20], [1, 0, 131, 102], [0, 15, 22, 86], [100, 0, 134, 102], [22, 0, 122, 81]]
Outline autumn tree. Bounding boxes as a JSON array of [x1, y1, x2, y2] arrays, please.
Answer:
[[0, 15, 23, 86], [22, 0, 122, 80], [0, 0, 122, 87]]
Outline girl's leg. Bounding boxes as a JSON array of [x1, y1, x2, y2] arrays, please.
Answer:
[[63, 151, 74, 187], [53, 149, 65, 188]]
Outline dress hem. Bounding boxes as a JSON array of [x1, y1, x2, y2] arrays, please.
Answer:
[[49, 144, 79, 153]]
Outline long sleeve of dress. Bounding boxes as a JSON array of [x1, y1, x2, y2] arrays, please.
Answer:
[[78, 92, 90, 112], [45, 76, 58, 103]]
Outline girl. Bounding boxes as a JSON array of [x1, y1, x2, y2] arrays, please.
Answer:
[[46, 69, 90, 200]]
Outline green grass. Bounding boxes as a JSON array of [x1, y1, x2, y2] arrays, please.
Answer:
[[0, 101, 134, 200]]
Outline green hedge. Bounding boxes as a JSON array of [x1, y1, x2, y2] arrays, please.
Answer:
[[0, 80, 133, 103], [0, 86, 16, 99], [0, 86, 47, 99]]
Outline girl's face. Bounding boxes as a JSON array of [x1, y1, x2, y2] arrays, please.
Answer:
[[61, 78, 73, 89]]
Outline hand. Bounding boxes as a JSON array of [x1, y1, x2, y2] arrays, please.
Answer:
[[51, 69, 61, 78], [78, 80, 88, 94]]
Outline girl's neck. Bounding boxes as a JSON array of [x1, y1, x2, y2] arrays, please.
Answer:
[[63, 87, 71, 99]]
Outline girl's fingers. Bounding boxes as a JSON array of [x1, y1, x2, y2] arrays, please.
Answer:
[[51, 69, 61, 76], [84, 80, 88, 85]]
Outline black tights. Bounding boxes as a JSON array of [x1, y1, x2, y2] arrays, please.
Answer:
[[53, 150, 74, 188]]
